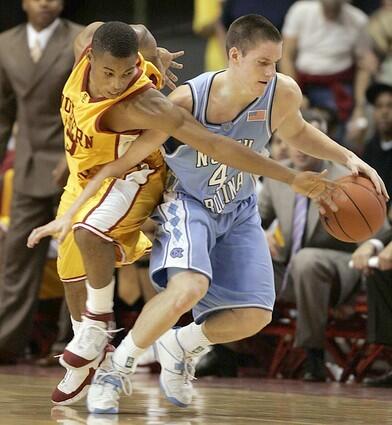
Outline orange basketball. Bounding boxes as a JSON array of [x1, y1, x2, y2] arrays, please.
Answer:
[[319, 175, 386, 243]]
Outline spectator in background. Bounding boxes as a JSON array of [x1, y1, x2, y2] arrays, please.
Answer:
[[346, 0, 392, 146], [269, 133, 290, 162], [351, 227, 392, 387], [193, 0, 227, 71], [259, 110, 361, 381], [280, 0, 369, 143], [362, 83, 392, 207], [365, 1, 392, 86], [0, 0, 82, 363]]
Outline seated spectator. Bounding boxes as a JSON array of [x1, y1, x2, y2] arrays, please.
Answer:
[[365, 1, 392, 86], [280, 0, 369, 142], [259, 110, 361, 381], [362, 82, 392, 206], [351, 227, 392, 387], [269, 133, 289, 162]]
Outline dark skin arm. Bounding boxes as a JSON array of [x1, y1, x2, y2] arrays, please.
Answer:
[[102, 86, 307, 182], [28, 85, 336, 247]]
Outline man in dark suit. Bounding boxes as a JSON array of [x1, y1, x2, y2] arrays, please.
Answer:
[[351, 227, 392, 387], [0, 0, 82, 361], [362, 83, 392, 208], [259, 110, 361, 381]]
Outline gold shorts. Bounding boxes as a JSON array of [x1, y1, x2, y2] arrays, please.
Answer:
[[57, 165, 166, 282]]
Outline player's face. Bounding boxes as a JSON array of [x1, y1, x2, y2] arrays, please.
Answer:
[[230, 40, 282, 96], [89, 51, 139, 99], [22, 0, 63, 31], [289, 148, 322, 172], [321, 0, 346, 20]]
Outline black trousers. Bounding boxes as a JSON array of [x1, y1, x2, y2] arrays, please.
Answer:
[[367, 269, 392, 346]]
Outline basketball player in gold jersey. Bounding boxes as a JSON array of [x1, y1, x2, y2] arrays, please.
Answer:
[[28, 21, 363, 407]]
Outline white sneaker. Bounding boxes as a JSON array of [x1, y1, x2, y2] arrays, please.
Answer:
[[136, 345, 156, 367], [52, 364, 96, 406], [52, 345, 115, 405], [62, 312, 115, 369], [87, 354, 132, 414], [154, 328, 195, 408]]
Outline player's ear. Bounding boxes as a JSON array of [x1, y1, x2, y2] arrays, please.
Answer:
[[86, 48, 93, 63], [228, 47, 241, 64]]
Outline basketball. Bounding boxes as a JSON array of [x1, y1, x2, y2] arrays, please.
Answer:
[[320, 175, 386, 243]]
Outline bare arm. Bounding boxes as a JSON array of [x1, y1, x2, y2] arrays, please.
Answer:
[[274, 75, 388, 198], [27, 84, 339, 247], [111, 85, 300, 183]]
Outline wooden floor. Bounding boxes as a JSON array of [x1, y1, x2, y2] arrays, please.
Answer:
[[1, 365, 392, 424]]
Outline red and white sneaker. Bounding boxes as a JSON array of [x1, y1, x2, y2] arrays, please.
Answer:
[[52, 345, 115, 405], [61, 311, 115, 369]]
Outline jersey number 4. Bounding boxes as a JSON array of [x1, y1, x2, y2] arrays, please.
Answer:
[[208, 164, 228, 188]]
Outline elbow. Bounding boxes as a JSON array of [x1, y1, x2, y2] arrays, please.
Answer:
[[165, 106, 186, 135]]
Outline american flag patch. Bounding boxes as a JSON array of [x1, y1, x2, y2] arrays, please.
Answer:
[[247, 110, 266, 122]]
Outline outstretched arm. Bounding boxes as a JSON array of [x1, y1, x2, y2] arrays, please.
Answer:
[[274, 75, 389, 199], [26, 128, 169, 248], [27, 85, 338, 247]]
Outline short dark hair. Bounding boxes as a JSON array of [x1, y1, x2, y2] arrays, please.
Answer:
[[366, 83, 392, 105], [92, 21, 138, 58], [226, 14, 282, 56]]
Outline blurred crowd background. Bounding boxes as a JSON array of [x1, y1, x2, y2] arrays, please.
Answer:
[[1, 0, 392, 387]]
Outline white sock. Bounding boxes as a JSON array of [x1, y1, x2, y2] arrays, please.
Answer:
[[112, 332, 145, 374], [177, 322, 212, 356], [85, 277, 115, 315], [71, 317, 81, 336]]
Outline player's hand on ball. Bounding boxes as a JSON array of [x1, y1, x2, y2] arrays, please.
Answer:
[[291, 169, 339, 214], [345, 152, 389, 201], [157, 47, 184, 91], [27, 214, 72, 248]]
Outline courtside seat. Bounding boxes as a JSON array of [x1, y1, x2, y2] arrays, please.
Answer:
[[261, 294, 387, 382]]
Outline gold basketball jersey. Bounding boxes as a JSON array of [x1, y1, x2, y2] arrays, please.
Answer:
[[61, 52, 163, 190]]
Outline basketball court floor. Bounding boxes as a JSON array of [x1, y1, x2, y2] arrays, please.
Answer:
[[1, 364, 392, 424]]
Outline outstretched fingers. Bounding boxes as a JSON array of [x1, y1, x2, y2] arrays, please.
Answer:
[[169, 50, 185, 62]]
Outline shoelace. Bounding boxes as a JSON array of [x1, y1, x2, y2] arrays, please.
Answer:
[[78, 325, 123, 346], [94, 369, 132, 396], [182, 356, 196, 385]]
